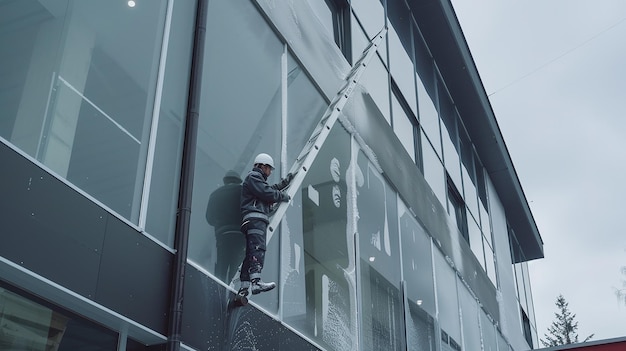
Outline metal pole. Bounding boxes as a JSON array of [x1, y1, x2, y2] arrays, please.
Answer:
[[166, 0, 207, 350]]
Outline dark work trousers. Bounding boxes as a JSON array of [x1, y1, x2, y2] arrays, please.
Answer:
[[240, 219, 267, 282]]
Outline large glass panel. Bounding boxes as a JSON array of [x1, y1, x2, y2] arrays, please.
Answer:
[[485, 241, 498, 285], [460, 127, 479, 220], [351, 0, 386, 64], [434, 248, 461, 345], [476, 156, 489, 211], [388, 24, 417, 115], [360, 55, 391, 124], [286, 54, 329, 166], [440, 101, 462, 192], [391, 92, 416, 162], [280, 53, 331, 331], [282, 125, 356, 350], [522, 262, 536, 323], [469, 217, 485, 269], [458, 280, 481, 351], [350, 13, 369, 66], [387, 0, 416, 116], [308, 0, 334, 38], [416, 77, 441, 156], [462, 166, 479, 221], [399, 201, 435, 316], [480, 202, 492, 247], [0, 286, 117, 350], [188, 0, 283, 313], [421, 131, 446, 207], [405, 303, 437, 351], [442, 124, 462, 192], [356, 150, 404, 351], [144, 0, 196, 246], [1, 0, 168, 223], [481, 309, 498, 351], [514, 263, 527, 311]]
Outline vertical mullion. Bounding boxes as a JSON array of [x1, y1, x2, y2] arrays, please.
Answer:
[[138, 0, 174, 230]]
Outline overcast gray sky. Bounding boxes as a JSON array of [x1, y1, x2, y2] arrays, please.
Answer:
[[450, 0, 626, 343]]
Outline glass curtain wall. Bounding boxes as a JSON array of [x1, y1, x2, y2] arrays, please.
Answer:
[[188, 0, 283, 313], [356, 150, 404, 351], [0, 0, 192, 247], [283, 124, 356, 350], [399, 200, 437, 350], [185, 1, 519, 350], [189, 0, 328, 314]]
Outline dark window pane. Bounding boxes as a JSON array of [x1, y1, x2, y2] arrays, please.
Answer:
[[0, 286, 117, 351]]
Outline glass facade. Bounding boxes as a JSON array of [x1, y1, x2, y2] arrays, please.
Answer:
[[0, 0, 541, 350], [0, 0, 193, 247]]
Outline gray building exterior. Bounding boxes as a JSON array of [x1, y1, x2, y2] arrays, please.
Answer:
[[0, 0, 543, 350]]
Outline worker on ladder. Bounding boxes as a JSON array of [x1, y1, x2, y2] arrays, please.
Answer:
[[238, 153, 293, 298]]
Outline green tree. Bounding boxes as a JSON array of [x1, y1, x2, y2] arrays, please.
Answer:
[[541, 294, 594, 347]]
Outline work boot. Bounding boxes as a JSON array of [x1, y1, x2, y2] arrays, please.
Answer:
[[237, 287, 249, 297], [251, 279, 276, 295], [238, 281, 250, 297]]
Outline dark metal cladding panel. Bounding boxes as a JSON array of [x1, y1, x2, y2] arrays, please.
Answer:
[[0, 143, 106, 298], [181, 264, 320, 351], [180, 266, 228, 349], [96, 217, 172, 335]]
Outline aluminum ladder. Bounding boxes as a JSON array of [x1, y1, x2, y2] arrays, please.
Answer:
[[266, 27, 387, 240]]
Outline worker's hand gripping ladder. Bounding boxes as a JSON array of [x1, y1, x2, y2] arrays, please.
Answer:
[[266, 27, 387, 240]]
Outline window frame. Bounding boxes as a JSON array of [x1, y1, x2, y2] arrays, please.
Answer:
[[447, 176, 469, 242], [324, 0, 352, 62]]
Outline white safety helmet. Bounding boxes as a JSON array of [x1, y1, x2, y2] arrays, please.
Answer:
[[254, 153, 275, 169]]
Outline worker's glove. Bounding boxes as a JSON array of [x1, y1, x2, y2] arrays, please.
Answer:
[[280, 192, 291, 202], [274, 172, 294, 190]]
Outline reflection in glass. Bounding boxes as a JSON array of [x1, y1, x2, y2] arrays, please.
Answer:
[[459, 278, 481, 351], [356, 150, 404, 350], [188, 0, 283, 313], [281, 53, 328, 323], [0, 287, 117, 350], [434, 248, 461, 343], [399, 201, 436, 316], [0, 0, 167, 224], [283, 125, 356, 350]]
